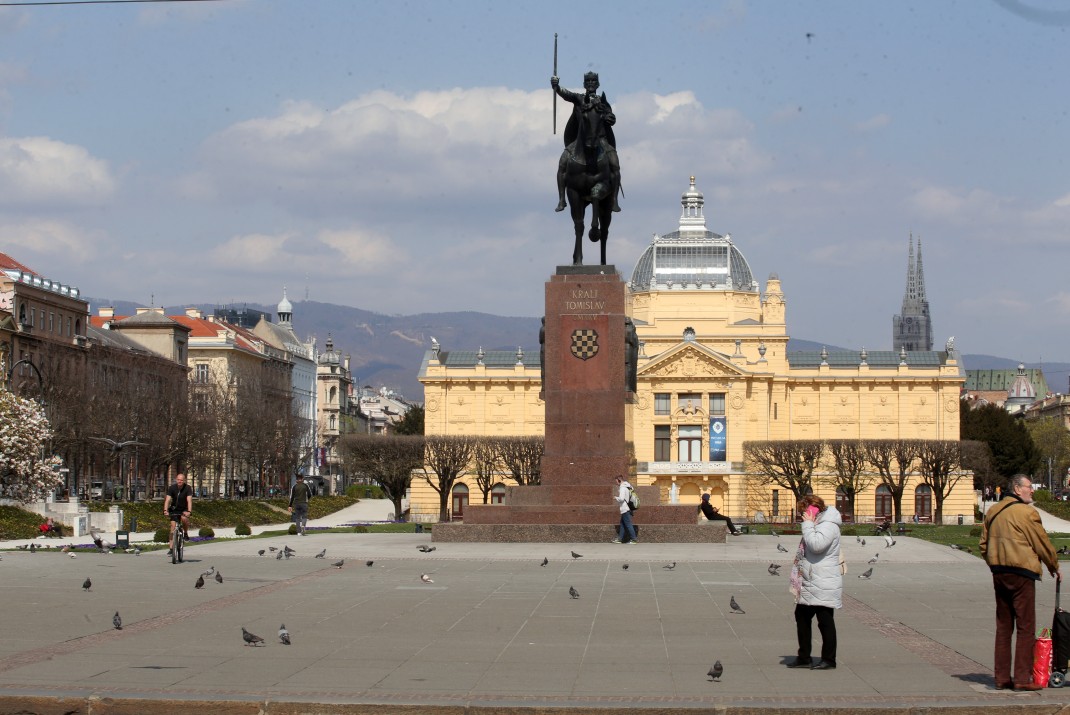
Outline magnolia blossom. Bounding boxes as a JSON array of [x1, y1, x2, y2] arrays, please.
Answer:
[[0, 389, 64, 502]]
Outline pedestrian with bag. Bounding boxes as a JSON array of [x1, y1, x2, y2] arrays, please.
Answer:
[[611, 474, 638, 544], [980, 474, 1061, 691]]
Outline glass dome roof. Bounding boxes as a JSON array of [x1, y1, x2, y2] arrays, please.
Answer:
[[628, 177, 757, 293]]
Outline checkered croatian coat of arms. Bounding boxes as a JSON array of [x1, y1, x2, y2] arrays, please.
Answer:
[[570, 328, 599, 360]]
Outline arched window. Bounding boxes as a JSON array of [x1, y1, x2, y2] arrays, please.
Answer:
[[329, 386, 337, 403], [329, 414, 336, 431], [914, 484, 933, 522], [451, 483, 469, 520], [874, 485, 892, 519], [491, 483, 507, 504], [835, 489, 852, 521]]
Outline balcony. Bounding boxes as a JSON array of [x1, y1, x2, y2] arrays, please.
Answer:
[[637, 461, 741, 475]]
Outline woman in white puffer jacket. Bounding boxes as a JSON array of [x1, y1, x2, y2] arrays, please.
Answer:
[[786, 494, 843, 670]]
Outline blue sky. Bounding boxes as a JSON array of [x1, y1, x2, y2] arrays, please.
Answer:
[[1, 0, 1068, 369]]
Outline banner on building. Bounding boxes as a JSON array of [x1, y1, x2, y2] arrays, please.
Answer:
[[317, 447, 327, 468], [709, 417, 727, 461]]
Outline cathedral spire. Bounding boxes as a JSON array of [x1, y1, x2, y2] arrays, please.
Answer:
[[892, 233, 933, 352]]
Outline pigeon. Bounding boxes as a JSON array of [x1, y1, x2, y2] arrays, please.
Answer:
[[268, 546, 278, 552], [417, 545, 431, 552], [868, 554, 879, 564], [202, 567, 215, 578], [768, 563, 782, 575], [420, 573, 434, 583], [69, 552, 76, 559], [861, 538, 866, 546], [965, 546, 974, 554], [541, 557, 548, 567], [278, 624, 291, 645], [859, 567, 873, 579], [284, 551, 292, 559], [241, 627, 265, 646], [215, 571, 223, 584], [195, 575, 205, 589], [622, 563, 630, 570], [283, 545, 295, 555], [332, 559, 344, 569], [730, 596, 745, 614], [124, 548, 135, 554], [276, 550, 284, 560], [134, 547, 141, 556], [113, 611, 122, 630], [663, 562, 676, 570], [314, 549, 326, 559], [29, 542, 36, 553], [82, 577, 92, 592], [15, 544, 27, 550], [777, 543, 788, 553], [258, 550, 265, 556], [884, 534, 894, 548], [950, 543, 962, 550], [569, 586, 580, 599], [770, 528, 779, 537], [856, 535, 861, 543], [62, 545, 70, 553], [424, 546, 436, 553], [365, 560, 374, 567], [708, 660, 723, 681], [571, 551, 583, 559]]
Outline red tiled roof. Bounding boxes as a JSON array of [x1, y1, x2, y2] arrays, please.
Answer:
[[0, 252, 38, 276], [92, 312, 260, 356]]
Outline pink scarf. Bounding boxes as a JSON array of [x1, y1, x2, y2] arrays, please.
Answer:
[[788, 538, 805, 601]]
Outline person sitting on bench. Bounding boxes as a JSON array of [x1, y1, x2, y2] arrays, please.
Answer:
[[699, 494, 741, 535]]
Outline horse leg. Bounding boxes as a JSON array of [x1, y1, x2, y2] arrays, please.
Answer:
[[599, 205, 611, 265], [569, 190, 585, 265], [588, 199, 602, 243]]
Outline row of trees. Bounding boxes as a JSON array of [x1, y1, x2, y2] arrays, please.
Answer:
[[339, 434, 544, 521], [742, 438, 987, 522], [8, 344, 312, 502]]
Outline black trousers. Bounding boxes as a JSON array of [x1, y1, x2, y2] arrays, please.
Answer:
[[795, 603, 837, 664]]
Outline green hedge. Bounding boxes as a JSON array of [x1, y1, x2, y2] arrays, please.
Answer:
[[88, 499, 300, 533], [266, 495, 359, 520], [0, 506, 65, 540]]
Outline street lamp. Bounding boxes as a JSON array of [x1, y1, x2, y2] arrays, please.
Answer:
[[6, 358, 44, 401]]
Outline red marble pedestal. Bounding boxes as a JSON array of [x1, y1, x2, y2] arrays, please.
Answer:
[[434, 267, 719, 543]]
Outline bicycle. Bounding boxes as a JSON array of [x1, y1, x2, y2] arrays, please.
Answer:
[[168, 514, 185, 564]]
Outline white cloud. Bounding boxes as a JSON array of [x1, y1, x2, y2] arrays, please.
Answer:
[[0, 218, 100, 262], [0, 136, 114, 208], [853, 114, 891, 132], [210, 227, 401, 276]]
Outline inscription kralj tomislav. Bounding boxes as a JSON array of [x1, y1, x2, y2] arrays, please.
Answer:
[[551, 64, 622, 267]]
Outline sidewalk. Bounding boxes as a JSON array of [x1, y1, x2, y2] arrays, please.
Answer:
[[1, 530, 1069, 713]]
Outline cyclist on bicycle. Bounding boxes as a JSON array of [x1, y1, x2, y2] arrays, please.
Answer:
[[164, 473, 193, 555], [288, 473, 313, 536]]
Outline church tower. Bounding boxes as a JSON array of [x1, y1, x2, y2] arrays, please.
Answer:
[[892, 234, 933, 352]]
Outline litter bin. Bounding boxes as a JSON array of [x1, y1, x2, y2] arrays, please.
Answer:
[[116, 530, 130, 548], [415, 524, 424, 534], [741, 525, 750, 534], [130, 518, 138, 533], [957, 514, 963, 525]]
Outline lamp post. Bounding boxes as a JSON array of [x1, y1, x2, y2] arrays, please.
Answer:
[[6, 358, 44, 401]]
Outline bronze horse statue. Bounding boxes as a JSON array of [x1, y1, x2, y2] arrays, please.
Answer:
[[562, 143, 613, 265]]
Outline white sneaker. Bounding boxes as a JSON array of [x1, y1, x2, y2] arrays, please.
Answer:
[[611, 539, 622, 544]]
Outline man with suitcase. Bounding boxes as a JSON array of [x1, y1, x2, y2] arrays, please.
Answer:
[[980, 474, 1062, 691]]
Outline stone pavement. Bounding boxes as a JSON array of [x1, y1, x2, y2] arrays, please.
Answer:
[[3, 530, 1070, 714]]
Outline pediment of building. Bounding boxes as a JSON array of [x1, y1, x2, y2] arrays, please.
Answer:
[[639, 343, 747, 380]]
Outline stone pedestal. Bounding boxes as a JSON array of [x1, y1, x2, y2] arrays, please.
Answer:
[[434, 266, 718, 543]]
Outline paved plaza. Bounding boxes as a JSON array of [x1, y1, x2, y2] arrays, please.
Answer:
[[4, 513, 1070, 714]]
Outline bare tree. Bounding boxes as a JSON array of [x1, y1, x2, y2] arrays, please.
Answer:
[[471, 436, 504, 504], [340, 434, 424, 520], [917, 439, 975, 523], [820, 440, 875, 521], [862, 439, 920, 523], [423, 435, 475, 521], [742, 439, 824, 502], [495, 436, 544, 487]]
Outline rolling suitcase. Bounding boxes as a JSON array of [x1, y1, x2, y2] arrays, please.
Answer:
[[1049, 580, 1070, 687]]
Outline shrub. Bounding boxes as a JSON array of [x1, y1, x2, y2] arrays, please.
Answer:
[[153, 527, 171, 543], [346, 484, 384, 499], [352, 525, 368, 533], [234, 523, 252, 536], [198, 526, 215, 538], [288, 523, 298, 535], [970, 526, 982, 537]]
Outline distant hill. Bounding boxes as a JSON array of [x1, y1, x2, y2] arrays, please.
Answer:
[[87, 298, 1070, 401]]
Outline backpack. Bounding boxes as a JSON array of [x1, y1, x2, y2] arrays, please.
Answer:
[[628, 486, 640, 511]]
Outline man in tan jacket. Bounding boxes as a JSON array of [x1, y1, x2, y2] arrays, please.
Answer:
[[980, 474, 1062, 690]]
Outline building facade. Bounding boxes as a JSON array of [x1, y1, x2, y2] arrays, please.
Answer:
[[417, 178, 972, 524]]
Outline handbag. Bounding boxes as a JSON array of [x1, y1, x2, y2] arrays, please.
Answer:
[[1034, 627, 1053, 688]]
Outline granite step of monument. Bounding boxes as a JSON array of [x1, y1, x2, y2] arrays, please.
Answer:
[[461, 503, 695, 525], [433, 522, 728, 543]]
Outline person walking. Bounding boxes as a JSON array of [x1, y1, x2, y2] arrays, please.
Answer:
[[786, 494, 843, 670], [980, 474, 1061, 691], [288, 474, 314, 536], [612, 475, 638, 544]]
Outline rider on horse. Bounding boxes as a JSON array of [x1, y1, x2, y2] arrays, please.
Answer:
[[551, 71, 621, 213]]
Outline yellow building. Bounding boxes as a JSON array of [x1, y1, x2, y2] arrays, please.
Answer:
[[417, 178, 972, 524]]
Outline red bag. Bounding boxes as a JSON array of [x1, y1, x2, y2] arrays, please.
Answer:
[[1034, 627, 1053, 688]]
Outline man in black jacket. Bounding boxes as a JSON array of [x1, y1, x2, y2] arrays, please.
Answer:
[[288, 474, 313, 536], [699, 493, 741, 535]]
